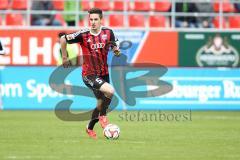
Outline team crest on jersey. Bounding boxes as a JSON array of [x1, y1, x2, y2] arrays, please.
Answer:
[[101, 34, 107, 40]]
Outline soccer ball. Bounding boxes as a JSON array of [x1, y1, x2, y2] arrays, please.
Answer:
[[103, 124, 120, 140]]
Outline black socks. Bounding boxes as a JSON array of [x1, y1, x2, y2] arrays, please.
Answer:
[[87, 95, 112, 130]]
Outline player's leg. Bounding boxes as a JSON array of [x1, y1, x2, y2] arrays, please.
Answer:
[[83, 75, 114, 129], [97, 77, 115, 128], [82, 76, 102, 139], [85, 98, 101, 139], [85, 105, 99, 139], [99, 82, 115, 99], [87, 91, 103, 130], [98, 82, 114, 116], [87, 84, 114, 130]]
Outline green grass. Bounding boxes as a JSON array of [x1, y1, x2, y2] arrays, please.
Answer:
[[0, 111, 240, 160]]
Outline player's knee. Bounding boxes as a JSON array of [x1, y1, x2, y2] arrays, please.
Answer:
[[106, 87, 114, 98]]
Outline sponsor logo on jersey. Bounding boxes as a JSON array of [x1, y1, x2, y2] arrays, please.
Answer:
[[196, 34, 239, 67], [66, 34, 75, 41], [80, 28, 89, 33], [66, 30, 83, 41], [91, 43, 105, 50]]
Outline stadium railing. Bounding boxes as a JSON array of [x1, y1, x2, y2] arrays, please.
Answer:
[[0, 0, 240, 31]]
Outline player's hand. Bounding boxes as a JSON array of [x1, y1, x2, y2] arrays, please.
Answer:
[[113, 47, 121, 57], [62, 57, 71, 68]]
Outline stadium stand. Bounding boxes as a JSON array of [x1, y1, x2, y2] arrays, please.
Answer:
[[109, 14, 124, 27], [5, 13, 25, 26], [149, 15, 167, 27], [81, 0, 92, 11], [132, 1, 151, 11], [0, 0, 9, 10], [229, 16, 240, 28], [55, 14, 67, 26], [53, 0, 64, 10], [0, 15, 3, 25], [11, 0, 28, 10], [112, 0, 124, 11], [213, 16, 228, 28], [153, 0, 171, 12], [0, 0, 240, 29], [213, 0, 235, 12], [93, 0, 110, 11], [129, 14, 145, 27]]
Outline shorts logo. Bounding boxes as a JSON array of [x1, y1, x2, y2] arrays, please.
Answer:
[[83, 76, 94, 87]]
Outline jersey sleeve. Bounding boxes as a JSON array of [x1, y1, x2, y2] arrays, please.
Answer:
[[109, 29, 118, 48], [110, 29, 116, 42], [65, 30, 83, 44]]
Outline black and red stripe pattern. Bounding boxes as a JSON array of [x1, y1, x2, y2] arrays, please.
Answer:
[[66, 27, 116, 76]]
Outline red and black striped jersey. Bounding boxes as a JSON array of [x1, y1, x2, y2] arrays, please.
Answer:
[[65, 26, 116, 76]]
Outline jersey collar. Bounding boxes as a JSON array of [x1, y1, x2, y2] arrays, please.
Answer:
[[90, 26, 102, 36]]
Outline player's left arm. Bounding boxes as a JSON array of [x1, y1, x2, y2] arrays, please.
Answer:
[[110, 29, 121, 57]]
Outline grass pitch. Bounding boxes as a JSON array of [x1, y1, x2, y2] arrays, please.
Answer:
[[0, 111, 240, 160]]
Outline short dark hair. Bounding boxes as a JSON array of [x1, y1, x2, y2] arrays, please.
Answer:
[[88, 8, 103, 19]]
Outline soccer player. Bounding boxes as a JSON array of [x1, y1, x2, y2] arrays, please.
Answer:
[[60, 8, 121, 139]]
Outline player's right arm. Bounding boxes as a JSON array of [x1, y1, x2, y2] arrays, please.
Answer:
[[60, 36, 70, 68], [60, 30, 84, 67]]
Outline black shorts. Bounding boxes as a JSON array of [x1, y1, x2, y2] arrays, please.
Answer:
[[82, 74, 110, 98]]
